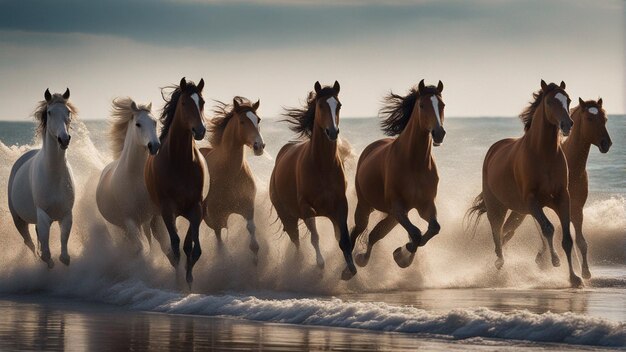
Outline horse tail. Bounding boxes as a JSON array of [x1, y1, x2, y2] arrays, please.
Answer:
[[464, 193, 487, 239]]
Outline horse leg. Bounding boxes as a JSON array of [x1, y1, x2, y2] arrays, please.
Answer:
[[350, 202, 373, 251], [502, 211, 527, 246], [355, 215, 397, 267], [11, 213, 36, 255], [142, 222, 152, 246], [184, 205, 203, 288], [555, 195, 583, 287], [391, 205, 422, 269], [417, 201, 440, 247], [58, 213, 72, 266], [535, 229, 550, 267], [246, 217, 260, 266], [528, 196, 560, 268], [485, 199, 506, 270], [278, 211, 300, 249], [161, 210, 181, 267], [571, 205, 590, 279], [304, 218, 324, 269], [150, 216, 178, 267], [35, 208, 54, 268], [124, 219, 143, 257]]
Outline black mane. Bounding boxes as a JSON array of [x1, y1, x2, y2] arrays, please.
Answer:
[[282, 86, 337, 139], [159, 80, 202, 141], [379, 85, 439, 136]]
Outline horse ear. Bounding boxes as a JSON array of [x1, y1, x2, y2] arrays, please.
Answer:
[[147, 102, 152, 111], [314, 81, 322, 94], [197, 78, 204, 92], [578, 97, 585, 108], [418, 79, 425, 93], [131, 100, 139, 112], [44, 88, 52, 102], [180, 77, 187, 90], [63, 88, 70, 100], [233, 97, 241, 110], [597, 98, 603, 107], [560, 81, 566, 89], [333, 80, 340, 93], [540, 79, 548, 91], [253, 99, 260, 110], [437, 80, 444, 93]]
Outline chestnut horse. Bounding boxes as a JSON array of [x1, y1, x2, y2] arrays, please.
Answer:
[[466, 80, 583, 287], [499, 98, 612, 280], [145, 77, 207, 286], [269, 81, 356, 279], [350, 80, 446, 269], [200, 97, 265, 264]]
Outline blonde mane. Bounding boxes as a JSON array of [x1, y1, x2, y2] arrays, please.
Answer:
[[33, 94, 78, 137], [108, 97, 152, 159]]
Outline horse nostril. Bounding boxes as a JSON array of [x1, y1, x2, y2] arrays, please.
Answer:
[[325, 128, 330, 136], [148, 142, 152, 150]]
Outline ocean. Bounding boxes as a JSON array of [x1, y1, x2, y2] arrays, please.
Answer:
[[0, 116, 624, 351]]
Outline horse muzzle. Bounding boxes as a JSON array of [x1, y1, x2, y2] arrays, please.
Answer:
[[325, 128, 339, 141], [431, 127, 446, 147], [253, 141, 265, 156], [192, 126, 206, 140], [57, 135, 71, 149], [598, 138, 612, 154], [147, 141, 161, 155], [559, 119, 573, 137]]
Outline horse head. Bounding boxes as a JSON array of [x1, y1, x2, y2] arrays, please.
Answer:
[[314, 80, 341, 141], [575, 98, 612, 153], [43, 88, 73, 149], [540, 80, 573, 136], [416, 79, 446, 146]]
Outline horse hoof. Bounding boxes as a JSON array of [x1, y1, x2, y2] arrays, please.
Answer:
[[393, 246, 414, 269], [494, 258, 504, 270], [186, 272, 194, 286], [582, 268, 591, 280], [535, 252, 543, 266], [46, 259, 55, 269], [354, 253, 369, 267], [570, 275, 583, 288], [252, 255, 259, 267], [551, 255, 561, 267], [316, 257, 325, 270], [59, 254, 70, 266], [249, 241, 259, 254], [341, 266, 356, 281]]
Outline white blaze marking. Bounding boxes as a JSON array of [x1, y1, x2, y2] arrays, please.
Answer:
[[326, 97, 338, 128], [588, 107, 599, 115], [190, 93, 201, 113], [430, 95, 442, 127], [555, 93, 568, 112], [246, 111, 259, 129]]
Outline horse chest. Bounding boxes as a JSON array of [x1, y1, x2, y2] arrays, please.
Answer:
[[32, 167, 75, 217]]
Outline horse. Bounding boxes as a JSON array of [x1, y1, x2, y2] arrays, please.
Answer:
[[269, 81, 357, 280], [497, 98, 612, 280], [96, 97, 164, 255], [466, 80, 583, 287], [8, 88, 76, 268], [144, 77, 207, 286], [199, 96, 265, 264], [350, 80, 446, 269]]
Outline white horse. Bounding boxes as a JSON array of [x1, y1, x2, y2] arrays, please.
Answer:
[[8, 88, 76, 268], [96, 98, 170, 255]]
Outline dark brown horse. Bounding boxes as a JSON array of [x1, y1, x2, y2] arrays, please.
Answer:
[[466, 80, 583, 287], [350, 80, 446, 269], [145, 77, 207, 286], [200, 97, 265, 264], [499, 98, 612, 280], [269, 81, 357, 280]]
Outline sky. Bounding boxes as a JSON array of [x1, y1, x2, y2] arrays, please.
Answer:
[[0, 0, 623, 120]]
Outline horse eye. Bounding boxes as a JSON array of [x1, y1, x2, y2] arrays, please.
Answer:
[[136, 123, 141, 127], [419, 104, 424, 108]]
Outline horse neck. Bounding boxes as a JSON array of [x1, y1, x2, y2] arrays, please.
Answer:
[[309, 124, 339, 169], [118, 125, 148, 175], [212, 120, 245, 170], [163, 109, 195, 161], [394, 111, 433, 166], [562, 116, 590, 174], [41, 130, 67, 170], [525, 105, 561, 156]]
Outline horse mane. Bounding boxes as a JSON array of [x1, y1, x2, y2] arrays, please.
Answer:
[[108, 97, 152, 159], [159, 80, 202, 141], [209, 96, 253, 146], [519, 83, 560, 131], [282, 86, 337, 139], [33, 94, 77, 137], [379, 85, 439, 136]]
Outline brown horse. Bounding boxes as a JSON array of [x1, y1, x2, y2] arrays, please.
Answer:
[[466, 80, 583, 287], [499, 98, 612, 279], [145, 77, 207, 286], [269, 81, 356, 279], [200, 97, 265, 264], [350, 80, 446, 269]]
